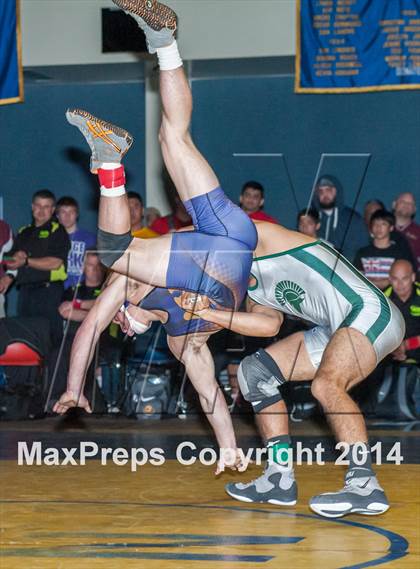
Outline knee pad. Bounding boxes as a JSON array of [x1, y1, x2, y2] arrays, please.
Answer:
[[238, 348, 286, 412], [97, 228, 133, 267]]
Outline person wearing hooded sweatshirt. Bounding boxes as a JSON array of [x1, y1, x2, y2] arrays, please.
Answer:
[[312, 175, 369, 262]]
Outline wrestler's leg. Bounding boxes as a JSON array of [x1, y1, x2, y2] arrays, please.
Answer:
[[308, 328, 389, 518], [226, 332, 315, 505], [311, 327, 376, 444]]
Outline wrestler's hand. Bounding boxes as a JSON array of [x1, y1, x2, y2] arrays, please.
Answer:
[[113, 309, 135, 336], [53, 390, 92, 415], [215, 449, 250, 476], [179, 292, 210, 314]]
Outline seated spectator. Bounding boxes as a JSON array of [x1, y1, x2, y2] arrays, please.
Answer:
[[127, 192, 158, 238], [384, 260, 420, 365], [0, 219, 14, 318], [56, 197, 96, 289], [297, 208, 320, 238], [151, 194, 192, 234], [363, 199, 385, 229], [312, 175, 368, 262], [144, 206, 161, 228], [4, 190, 70, 344], [354, 209, 414, 290], [239, 181, 278, 224], [392, 192, 420, 273], [58, 250, 105, 334]]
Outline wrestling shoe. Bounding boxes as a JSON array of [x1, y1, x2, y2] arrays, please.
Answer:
[[66, 109, 134, 173], [309, 470, 389, 518], [112, 0, 177, 53], [225, 463, 297, 506]]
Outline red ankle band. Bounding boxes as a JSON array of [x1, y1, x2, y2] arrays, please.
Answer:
[[405, 336, 420, 350], [98, 166, 125, 188]]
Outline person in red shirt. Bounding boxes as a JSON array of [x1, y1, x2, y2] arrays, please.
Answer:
[[150, 194, 192, 234], [239, 181, 278, 224], [392, 192, 420, 274]]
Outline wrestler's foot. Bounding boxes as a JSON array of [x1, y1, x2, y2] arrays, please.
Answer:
[[225, 463, 297, 506], [112, 0, 177, 53], [309, 471, 389, 518], [66, 109, 134, 173]]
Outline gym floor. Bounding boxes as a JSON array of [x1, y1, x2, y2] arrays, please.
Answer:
[[1, 415, 419, 568]]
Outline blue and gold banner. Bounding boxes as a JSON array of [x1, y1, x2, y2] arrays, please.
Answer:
[[296, 0, 420, 93], [0, 0, 23, 105]]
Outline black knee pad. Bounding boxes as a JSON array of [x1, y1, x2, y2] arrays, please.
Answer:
[[238, 348, 286, 412], [97, 228, 133, 267]]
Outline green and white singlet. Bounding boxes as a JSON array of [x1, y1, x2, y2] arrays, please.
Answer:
[[249, 240, 405, 367]]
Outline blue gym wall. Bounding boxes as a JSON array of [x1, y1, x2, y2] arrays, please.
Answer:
[[191, 75, 420, 228], [0, 79, 145, 234]]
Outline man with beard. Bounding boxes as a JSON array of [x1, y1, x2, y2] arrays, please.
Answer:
[[312, 175, 368, 262]]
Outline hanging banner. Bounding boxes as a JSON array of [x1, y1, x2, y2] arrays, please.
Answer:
[[0, 0, 24, 105], [295, 0, 420, 93]]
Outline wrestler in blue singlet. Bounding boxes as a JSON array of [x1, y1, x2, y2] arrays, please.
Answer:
[[139, 186, 257, 336]]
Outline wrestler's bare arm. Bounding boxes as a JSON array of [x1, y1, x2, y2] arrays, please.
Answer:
[[167, 333, 245, 473], [185, 297, 283, 337], [53, 274, 138, 414]]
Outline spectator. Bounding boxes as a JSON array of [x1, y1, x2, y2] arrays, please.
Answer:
[[297, 208, 320, 238], [239, 181, 278, 224], [5, 190, 70, 344], [354, 209, 414, 290], [58, 250, 105, 334], [385, 260, 420, 364], [0, 219, 14, 317], [127, 192, 158, 238], [312, 175, 369, 261], [363, 199, 385, 229], [151, 194, 192, 234], [392, 192, 420, 272], [144, 206, 161, 228], [56, 196, 96, 289]]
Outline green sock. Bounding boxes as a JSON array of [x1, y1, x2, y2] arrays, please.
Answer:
[[267, 435, 291, 466]]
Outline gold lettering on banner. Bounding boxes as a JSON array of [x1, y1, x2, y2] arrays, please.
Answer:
[[316, 71, 333, 76], [334, 47, 356, 52], [335, 61, 362, 68], [339, 54, 358, 60], [336, 28, 356, 35], [384, 42, 401, 48], [335, 69, 359, 75], [316, 55, 336, 61]]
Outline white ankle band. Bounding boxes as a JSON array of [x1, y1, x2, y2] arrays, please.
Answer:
[[99, 162, 121, 170], [157, 40, 183, 71], [100, 185, 126, 197]]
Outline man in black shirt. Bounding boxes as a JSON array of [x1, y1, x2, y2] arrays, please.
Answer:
[[4, 190, 70, 343], [354, 209, 415, 291], [385, 260, 420, 364]]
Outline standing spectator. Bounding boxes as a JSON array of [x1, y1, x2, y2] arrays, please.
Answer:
[[392, 192, 420, 272], [312, 175, 368, 261], [150, 194, 192, 234], [385, 260, 420, 364], [297, 208, 320, 238], [5, 190, 70, 344], [127, 192, 158, 238], [56, 197, 96, 289], [354, 209, 414, 290], [239, 181, 278, 224], [0, 219, 14, 317]]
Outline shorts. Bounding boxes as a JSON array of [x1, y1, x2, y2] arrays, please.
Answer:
[[166, 186, 257, 309], [303, 298, 405, 368]]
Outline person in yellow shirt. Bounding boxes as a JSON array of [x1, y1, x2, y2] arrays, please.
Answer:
[[127, 191, 158, 239]]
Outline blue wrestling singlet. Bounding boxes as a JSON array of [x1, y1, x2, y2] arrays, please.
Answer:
[[141, 286, 222, 337], [165, 187, 257, 314]]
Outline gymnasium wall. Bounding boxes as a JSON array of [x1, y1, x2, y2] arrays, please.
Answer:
[[0, 78, 145, 233], [191, 75, 420, 228]]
